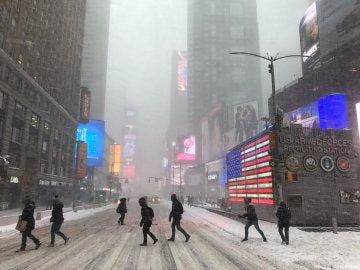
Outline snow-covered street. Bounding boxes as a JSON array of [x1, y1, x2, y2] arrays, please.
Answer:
[[0, 200, 359, 270]]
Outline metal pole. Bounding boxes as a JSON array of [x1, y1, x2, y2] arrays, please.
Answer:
[[179, 162, 182, 197], [270, 57, 276, 124]]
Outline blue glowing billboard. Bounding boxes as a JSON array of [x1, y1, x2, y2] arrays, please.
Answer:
[[76, 120, 105, 167], [287, 93, 348, 129]]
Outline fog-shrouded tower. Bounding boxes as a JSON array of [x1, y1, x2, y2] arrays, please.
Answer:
[[81, 0, 111, 121], [188, 0, 263, 162]]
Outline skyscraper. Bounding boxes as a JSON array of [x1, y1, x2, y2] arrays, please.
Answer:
[[0, 0, 86, 206], [188, 0, 262, 161], [81, 0, 111, 121]]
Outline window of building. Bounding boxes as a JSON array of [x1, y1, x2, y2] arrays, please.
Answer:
[[11, 126, 23, 144], [14, 102, 26, 119], [42, 140, 48, 153], [29, 133, 38, 149], [52, 147, 58, 159], [31, 113, 40, 128], [54, 128, 59, 141], [0, 118, 3, 139], [43, 121, 51, 135], [0, 32, 4, 48], [40, 159, 48, 173], [9, 149, 21, 168], [230, 2, 244, 17], [0, 91, 6, 110]]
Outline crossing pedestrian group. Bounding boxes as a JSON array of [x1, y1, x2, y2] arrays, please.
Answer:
[[14, 192, 291, 252]]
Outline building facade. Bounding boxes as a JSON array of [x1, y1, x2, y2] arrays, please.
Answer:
[[187, 0, 263, 162], [81, 0, 111, 121], [0, 0, 86, 208]]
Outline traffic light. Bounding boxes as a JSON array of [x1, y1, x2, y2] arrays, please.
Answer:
[[268, 64, 273, 74]]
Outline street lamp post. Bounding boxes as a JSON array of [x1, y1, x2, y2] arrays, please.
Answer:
[[229, 52, 309, 125]]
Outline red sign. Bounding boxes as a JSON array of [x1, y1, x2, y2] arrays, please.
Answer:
[[123, 165, 135, 178], [79, 87, 91, 123], [75, 142, 88, 179], [176, 135, 196, 162]]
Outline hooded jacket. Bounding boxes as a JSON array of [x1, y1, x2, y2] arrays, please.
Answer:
[[243, 203, 258, 221], [139, 199, 154, 226], [51, 199, 64, 223], [21, 201, 36, 229], [169, 194, 184, 221], [276, 202, 291, 225]]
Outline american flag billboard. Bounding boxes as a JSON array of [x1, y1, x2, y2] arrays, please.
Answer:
[[227, 133, 274, 205]]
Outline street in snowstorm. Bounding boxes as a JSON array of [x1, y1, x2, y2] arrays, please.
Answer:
[[1, 200, 360, 270]]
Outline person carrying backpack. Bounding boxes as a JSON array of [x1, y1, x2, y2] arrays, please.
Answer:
[[116, 198, 127, 225], [138, 197, 158, 246], [276, 201, 291, 245], [168, 193, 190, 242]]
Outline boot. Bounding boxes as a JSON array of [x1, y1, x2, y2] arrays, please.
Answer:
[[64, 237, 69, 245], [153, 238, 158, 245], [185, 235, 191, 242], [241, 238, 248, 242], [47, 243, 55, 247], [35, 242, 41, 250], [139, 242, 147, 246], [167, 237, 175, 241]]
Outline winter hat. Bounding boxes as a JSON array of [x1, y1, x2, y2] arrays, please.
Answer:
[[171, 193, 177, 201], [245, 198, 252, 204], [279, 201, 286, 206], [120, 197, 127, 202], [138, 197, 146, 206]]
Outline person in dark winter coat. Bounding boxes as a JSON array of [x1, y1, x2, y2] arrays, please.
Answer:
[[18, 199, 41, 251], [168, 193, 190, 242], [139, 197, 158, 246], [239, 198, 267, 242], [117, 198, 127, 225], [48, 195, 69, 247], [276, 201, 291, 245]]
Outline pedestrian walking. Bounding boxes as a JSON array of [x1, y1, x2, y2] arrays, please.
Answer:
[[138, 197, 158, 246], [239, 198, 267, 242], [17, 198, 41, 251], [48, 195, 69, 247], [116, 197, 127, 225], [276, 201, 291, 245], [168, 193, 191, 242]]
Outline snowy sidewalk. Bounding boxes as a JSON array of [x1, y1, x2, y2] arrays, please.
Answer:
[[0, 203, 113, 237]]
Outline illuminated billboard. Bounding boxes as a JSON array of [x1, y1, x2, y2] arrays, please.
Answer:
[[75, 142, 87, 179], [79, 87, 91, 123], [177, 51, 187, 96], [287, 93, 348, 129], [123, 165, 135, 178], [300, 2, 319, 62], [234, 100, 258, 143], [76, 119, 105, 167], [227, 134, 274, 205], [176, 135, 196, 162], [109, 144, 121, 175]]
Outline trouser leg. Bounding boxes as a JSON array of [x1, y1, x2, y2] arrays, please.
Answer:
[[171, 221, 176, 238], [21, 232, 27, 249], [285, 225, 289, 242], [142, 226, 148, 243], [244, 221, 252, 239], [175, 222, 189, 237], [120, 213, 125, 224], [253, 220, 266, 240], [278, 225, 286, 241], [51, 222, 65, 243]]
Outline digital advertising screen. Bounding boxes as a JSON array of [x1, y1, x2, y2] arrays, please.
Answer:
[[175, 135, 196, 162], [109, 144, 121, 175], [79, 87, 91, 123], [227, 134, 274, 205], [177, 50, 187, 96], [287, 93, 348, 129], [75, 142, 87, 179], [299, 2, 319, 62], [76, 119, 105, 167]]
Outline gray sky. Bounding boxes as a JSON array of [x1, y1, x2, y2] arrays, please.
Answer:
[[257, 0, 309, 115], [105, 0, 187, 180]]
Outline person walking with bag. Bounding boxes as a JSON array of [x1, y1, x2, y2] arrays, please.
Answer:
[[168, 193, 190, 242], [116, 197, 127, 225], [48, 195, 69, 247], [276, 201, 291, 245], [17, 198, 41, 251], [138, 197, 158, 246], [239, 198, 267, 242]]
